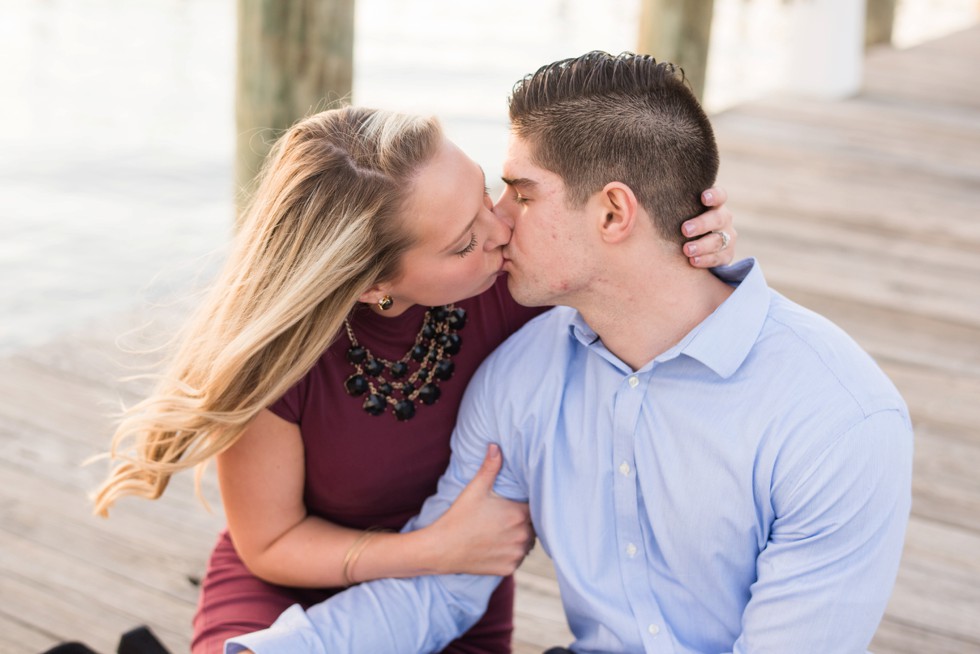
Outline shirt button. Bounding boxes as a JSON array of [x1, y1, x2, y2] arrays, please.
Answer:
[[619, 461, 630, 476], [628, 375, 639, 388], [626, 543, 638, 557], [648, 624, 660, 636]]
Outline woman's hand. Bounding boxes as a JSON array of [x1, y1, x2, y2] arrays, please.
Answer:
[[681, 186, 738, 268], [424, 444, 534, 577]]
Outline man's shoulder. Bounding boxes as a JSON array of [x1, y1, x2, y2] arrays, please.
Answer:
[[470, 306, 576, 394], [486, 305, 575, 360], [759, 291, 906, 419]]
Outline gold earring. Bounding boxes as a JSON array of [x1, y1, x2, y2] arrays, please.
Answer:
[[378, 295, 394, 311]]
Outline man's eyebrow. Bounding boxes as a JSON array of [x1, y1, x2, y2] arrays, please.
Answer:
[[501, 176, 538, 190]]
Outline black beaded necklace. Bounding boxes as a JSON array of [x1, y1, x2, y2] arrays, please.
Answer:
[[343, 305, 467, 420]]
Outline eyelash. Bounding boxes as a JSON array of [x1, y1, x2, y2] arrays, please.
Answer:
[[456, 232, 478, 257], [514, 192, 529, 204]]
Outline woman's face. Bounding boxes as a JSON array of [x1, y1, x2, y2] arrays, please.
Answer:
[[376, 137, 512, 314]]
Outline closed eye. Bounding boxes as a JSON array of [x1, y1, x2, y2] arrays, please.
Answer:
[[456, 232, 478, 257]]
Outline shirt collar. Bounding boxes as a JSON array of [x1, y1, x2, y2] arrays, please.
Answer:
[[679, 258, 769, 378], [567, 258, 770, 379]]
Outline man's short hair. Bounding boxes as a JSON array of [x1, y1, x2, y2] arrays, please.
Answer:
[[508, 51, 719, 243]]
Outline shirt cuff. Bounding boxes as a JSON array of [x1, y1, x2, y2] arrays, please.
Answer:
[[224, 604, 327, 654]]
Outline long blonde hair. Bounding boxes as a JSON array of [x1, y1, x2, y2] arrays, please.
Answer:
[[93, 107, 442, 516]]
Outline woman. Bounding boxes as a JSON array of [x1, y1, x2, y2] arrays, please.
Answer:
[[93, 106, 737, 653]]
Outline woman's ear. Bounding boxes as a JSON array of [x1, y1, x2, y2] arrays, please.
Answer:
[[598, 182, 639, 244], [357, 284, 387, 305]]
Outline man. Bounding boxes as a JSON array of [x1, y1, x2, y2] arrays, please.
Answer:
[[228, 52, 912, 654]]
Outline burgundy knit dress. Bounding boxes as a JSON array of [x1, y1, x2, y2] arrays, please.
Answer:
[[192, 277, 542, 653]]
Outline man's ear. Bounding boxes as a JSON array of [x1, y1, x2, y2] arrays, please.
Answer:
[[598, 182, 639, 244]]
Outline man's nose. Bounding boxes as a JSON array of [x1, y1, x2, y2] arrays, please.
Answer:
[[485, 203, 514, 250], [492, 192, 515, 230]]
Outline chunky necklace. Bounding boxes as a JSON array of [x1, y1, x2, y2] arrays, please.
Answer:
[[343, 305, 467, 420]]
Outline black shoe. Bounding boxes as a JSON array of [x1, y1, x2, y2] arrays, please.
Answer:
[[41, 644, 99, 654], [117, 626, 170, 654]]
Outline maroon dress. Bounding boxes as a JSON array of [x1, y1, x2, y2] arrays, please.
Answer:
[[192, 277, 543, 653]]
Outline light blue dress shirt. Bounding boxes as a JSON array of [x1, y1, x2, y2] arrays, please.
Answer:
[[228, 259, 913, 654]]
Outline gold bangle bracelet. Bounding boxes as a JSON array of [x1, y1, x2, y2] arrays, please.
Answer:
[[341, 527, 388, 587]]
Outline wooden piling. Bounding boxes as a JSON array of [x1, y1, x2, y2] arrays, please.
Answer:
[[235, 0, 356, 218], [637, 0, 714, 101]]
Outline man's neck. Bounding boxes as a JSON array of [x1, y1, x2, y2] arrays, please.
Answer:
[[573, 254, 734, 371]]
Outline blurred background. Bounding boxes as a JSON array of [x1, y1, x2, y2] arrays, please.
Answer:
[[1, 0, 977, 355], [2, 1, 979, 652]]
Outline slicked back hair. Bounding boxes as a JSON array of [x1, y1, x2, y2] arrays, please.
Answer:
[[508, 51, 719, 244]]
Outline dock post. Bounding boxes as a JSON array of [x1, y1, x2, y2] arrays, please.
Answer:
[[637, 0, 715, 101], [235, 0, 356, 219]]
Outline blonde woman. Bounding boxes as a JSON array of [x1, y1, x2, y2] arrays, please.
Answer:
[[93, 106, 737, 653]]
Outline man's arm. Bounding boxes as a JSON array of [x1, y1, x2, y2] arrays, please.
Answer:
[[731, 409, 913, 653], [225, 362, 526, 654]]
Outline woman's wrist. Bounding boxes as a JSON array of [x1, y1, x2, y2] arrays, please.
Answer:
[[347, 526, 446, 583], [342, 527, 388, 585]]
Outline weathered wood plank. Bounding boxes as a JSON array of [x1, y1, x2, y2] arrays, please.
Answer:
[[0, 356, 124, 448], [0, 528, 196, 647], [736, 220, 980, 331], [881, 363, 980, 433], [0, 613, 55, 654], [872, 614, 980, 654], [907, 425, 980, 535], [861, 27, 980, 110], [0, 461, 220, 597], [878, 557, 980, 645]]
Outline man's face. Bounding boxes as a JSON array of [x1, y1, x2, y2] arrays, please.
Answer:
[[495, 133, 598, 308]]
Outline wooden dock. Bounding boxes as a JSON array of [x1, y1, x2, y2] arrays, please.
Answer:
[[2, 25, 979, 654]]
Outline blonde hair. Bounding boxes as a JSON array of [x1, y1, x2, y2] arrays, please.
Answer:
[[93, 107, 442, 515]]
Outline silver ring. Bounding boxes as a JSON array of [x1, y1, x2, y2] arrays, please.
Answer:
[[716, 230, 730, 251]]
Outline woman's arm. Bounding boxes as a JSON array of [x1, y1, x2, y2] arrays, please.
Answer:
[[217, 409, 532, 588], [683, 186, 738, 268]]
